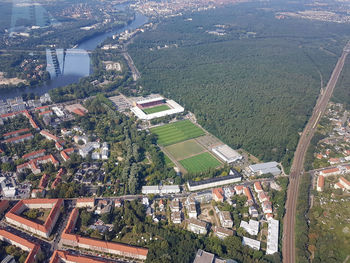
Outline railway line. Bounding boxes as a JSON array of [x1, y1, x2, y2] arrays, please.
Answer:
[[282, 40, 350, 263]]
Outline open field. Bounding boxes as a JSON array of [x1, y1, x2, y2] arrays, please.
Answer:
[[143, 104, 170, 114], [150, 120, 205, 146], [165, 139, 205, 160], [179, 152, 221, 173]]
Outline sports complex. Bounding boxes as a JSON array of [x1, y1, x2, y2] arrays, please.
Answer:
[[150, 120, 224, 173]]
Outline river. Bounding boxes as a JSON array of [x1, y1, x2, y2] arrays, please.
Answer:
[[0, 7, 148, 100]]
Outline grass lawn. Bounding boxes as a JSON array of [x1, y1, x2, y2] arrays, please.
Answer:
[[165, 139, 205, 160], [150, 120, 205, 146], [179, 152, 221, 173], [143, 105, 170, 114]]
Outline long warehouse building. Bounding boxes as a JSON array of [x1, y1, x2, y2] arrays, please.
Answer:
[[187, 170, 241, 191]]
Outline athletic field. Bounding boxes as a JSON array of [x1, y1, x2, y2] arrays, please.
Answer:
[[150, 120, 205, 146], [165, 140, 204, 160], [143, 105, 170, 114], [179, 152, 221, 173]]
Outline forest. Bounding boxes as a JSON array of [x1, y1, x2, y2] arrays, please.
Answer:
[[129, 3, 350, 172], [333, 55, 350, 108]]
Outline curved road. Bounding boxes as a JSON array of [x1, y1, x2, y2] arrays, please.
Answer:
[[282, 41, 350, 263]]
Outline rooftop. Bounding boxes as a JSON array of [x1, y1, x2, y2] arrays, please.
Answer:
[[188, 172, 241, 187]]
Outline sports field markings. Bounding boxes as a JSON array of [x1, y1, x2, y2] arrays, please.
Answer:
[[150, 120, 205, 146], [143, 105, 170, 114], [179, 152, 221, 173]]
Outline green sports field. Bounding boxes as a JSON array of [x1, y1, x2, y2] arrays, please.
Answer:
[[143, 105, 170, 114], [150, 120, 205, 146], [165, 140, 204, 160], [179, 152, 221, 173]]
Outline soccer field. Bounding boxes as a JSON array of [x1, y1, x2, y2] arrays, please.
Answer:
[[179, 152, 221, 173], [150, 120, 205, 146], [165, 140, 205, 160], [143, 105, 170, 114]]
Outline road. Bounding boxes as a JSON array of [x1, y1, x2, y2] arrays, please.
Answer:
[[282, 41, 350, 263]]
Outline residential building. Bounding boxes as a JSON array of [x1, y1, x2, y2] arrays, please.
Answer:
[[266, 219, 279, 255], [3, 128, 30, 139], [49, 250, 107, 263], [249, 206, 259, 218], [76, 198, 95, 208], [170, 199, 180, 212], [240, 220, 259, 235], [61, 208, 148, 260], [253, 182, 263, 193], [3, 133, 33, 144], [187, 203, 197, 219], [171, 211, 182, 224], [317, 175, 325, 192], [5, 199, 63, 238], [234, 185, 244, 195], [22, 149, 46, 160], [141, 185, 180, 195], [40, 130, 60, 142], [242, 237, 260, 250], [0, 229, 41, 263], [262, 201, 273, 214], [212, 188, 224, 202], [187, 172, 241, 192], [257, 192, 269, 203], [188, 218, 207, 235], [243, 187, 254, 206], [193, 249, 226, 263], [212, 226, 234, 239], [339, 177, 350, 190], [193, 190, 213, 203], [319, 168, 341, 177], [218, 211, 233, 228], [0, 200, 9, 215]]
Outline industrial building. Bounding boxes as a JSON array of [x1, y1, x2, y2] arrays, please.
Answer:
[[212, 144, 242, 164], [187, 172, 241, 191], [248, 162, 281, 176], [266, 219, 279, 255]]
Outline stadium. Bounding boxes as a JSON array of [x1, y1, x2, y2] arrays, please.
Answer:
[[131, 96, 184, 120]]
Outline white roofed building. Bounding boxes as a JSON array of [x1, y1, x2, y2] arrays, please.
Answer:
[[212, 145, 243, 164], [266, 219, 279, 255], [240, 220, 259, 235], [248, 162, 281, 176], [242, 237, 260, 250]]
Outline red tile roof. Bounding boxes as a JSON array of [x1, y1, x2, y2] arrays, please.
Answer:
[[340, 177, 350, 187], [6, 199, 63, 234], [35, 106, 49, 111], [38, 174, 50, 189], [317, 175, 325, 189], [72, 108, 86, 116], [321, 168, 340, 174], [212, 188, 224, 200], [0, 200, 9, 214], [0, 229, 40, 263], [29, 118, 39, 129], [22, 149, 46, 160], [243, 187, 253, 202], [39, 110, 52, 116], [77, 198, 95, 203], [40, 130, 59, 142], [3, 133, 33, 143], [3, 128, 30, 138], [254, 182, 263, 192], [50, 250, 108, 263], [62, 208, 148, 258]]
